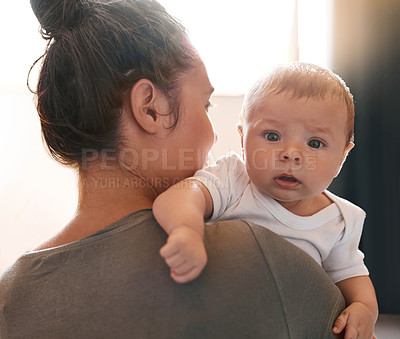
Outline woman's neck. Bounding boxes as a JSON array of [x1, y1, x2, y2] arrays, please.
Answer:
[[34, 165, 157, 251]]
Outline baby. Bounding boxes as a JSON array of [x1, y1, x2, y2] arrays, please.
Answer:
[[153, 62, 378, 337]]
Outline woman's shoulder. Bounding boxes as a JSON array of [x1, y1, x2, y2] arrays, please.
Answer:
[[0, 208, 160, 293], [204, 219, 344, 336]]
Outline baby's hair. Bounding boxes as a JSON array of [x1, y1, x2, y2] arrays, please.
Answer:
[[29, 0, 197, 168], [238, 62, 355, 144]]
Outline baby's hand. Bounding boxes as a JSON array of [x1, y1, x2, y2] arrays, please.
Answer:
[[159, 227, 207, 284], [332, 302, 376, 338]]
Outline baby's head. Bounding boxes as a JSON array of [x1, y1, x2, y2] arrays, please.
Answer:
[[237, 62, 356, 209], [238, 62, 354, 146]]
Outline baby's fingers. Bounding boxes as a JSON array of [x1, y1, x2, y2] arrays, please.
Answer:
[[159, 242, 177, 259], [165, 256, 186, 272], [171, 266, 202, 284], [333, 311, 350, 334], [343, 326, 360, 339]]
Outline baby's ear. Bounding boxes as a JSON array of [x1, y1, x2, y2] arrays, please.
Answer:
[[342, 141, 355, 164], [128, 79, 170, 135], [335, 142, 355, 177], [237, 124, 244, 149]]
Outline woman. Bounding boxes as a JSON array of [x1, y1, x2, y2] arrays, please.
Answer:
[[0, 0, 344, 337]]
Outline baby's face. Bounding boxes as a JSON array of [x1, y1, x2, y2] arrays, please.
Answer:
[[240, 92, 353, 207]]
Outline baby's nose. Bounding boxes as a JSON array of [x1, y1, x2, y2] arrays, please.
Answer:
[[280, 147, 302, 162]]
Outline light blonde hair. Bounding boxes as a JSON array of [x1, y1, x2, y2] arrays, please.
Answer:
[[238, 62, 355, 144]]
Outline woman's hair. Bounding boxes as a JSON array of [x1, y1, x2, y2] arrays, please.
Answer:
[[30, 0, 196, 167], [238, 62, 355, 144]]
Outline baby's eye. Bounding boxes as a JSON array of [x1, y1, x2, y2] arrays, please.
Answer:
[[308, 139, 324, 149], [265, 132, 280, 142]]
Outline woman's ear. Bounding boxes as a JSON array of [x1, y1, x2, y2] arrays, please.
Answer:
[[128, 79, 169, 134]]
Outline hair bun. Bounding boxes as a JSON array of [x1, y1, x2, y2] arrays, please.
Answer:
[[30, 0, 86, 38]]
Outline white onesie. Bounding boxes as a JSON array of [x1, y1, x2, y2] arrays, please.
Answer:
[[194, 152, 369, 283]]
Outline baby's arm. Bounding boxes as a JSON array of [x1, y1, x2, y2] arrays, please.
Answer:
[[333, 276, 378, 338], [153, 179, 213, 283]]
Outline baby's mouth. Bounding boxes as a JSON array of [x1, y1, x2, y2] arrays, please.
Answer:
[[274, 174, 300, 189], [279, 175, 297, 182]]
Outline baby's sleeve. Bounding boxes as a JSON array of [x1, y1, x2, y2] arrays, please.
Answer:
[[322, 203, 369, 283], [192, 152, 249, 221]]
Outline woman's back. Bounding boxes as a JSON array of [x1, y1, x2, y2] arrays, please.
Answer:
[[0, 210, 344, 338]]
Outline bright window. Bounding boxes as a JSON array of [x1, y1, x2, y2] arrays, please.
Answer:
[[161, 0, 332, 94], [0, 0, 332, 94]]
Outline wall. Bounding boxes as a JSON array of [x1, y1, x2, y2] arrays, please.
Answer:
[[208, 95, 244, 161]]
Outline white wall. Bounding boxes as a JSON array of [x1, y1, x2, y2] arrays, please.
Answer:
[[0, 92, 77, 273], [208, 95, 244, 161]]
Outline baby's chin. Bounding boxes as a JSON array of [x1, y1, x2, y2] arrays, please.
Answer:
[[260, 187, 313, 210], [259, 185, 305, 202]]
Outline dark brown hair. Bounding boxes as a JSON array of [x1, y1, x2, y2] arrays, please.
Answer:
[[30, 0, 196, 167]]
